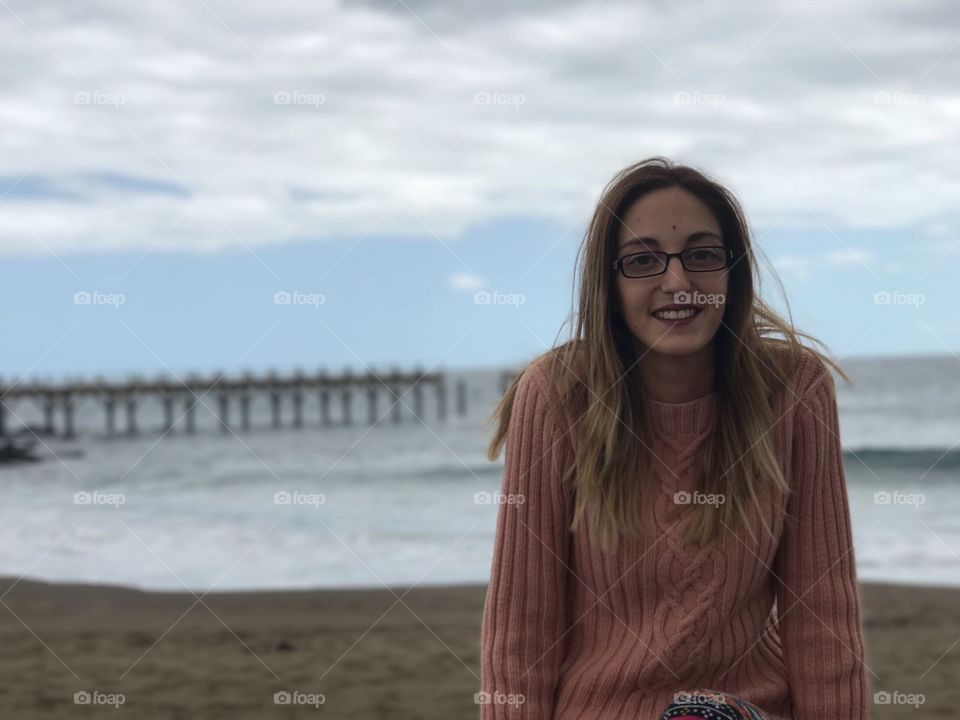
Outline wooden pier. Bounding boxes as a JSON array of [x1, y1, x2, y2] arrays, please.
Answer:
[[0, 368, 471, 440]]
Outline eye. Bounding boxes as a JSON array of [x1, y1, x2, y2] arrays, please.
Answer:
[[689, 248, 719, 261], [625, 252, 658, 267], [685, 247, 726, 270]]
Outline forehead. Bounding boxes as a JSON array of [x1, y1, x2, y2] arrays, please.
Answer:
[[616, 186, 721, 247]]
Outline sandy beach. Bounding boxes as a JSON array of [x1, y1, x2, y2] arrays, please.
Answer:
[[0, 577, 956, 718]]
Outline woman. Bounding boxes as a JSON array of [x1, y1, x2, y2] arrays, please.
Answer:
[[478, 157, 870, 719]]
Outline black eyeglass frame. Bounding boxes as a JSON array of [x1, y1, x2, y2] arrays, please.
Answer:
[[611, 246, 736, 278]]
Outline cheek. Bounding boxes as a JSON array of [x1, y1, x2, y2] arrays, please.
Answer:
[[702, 275, 729, 310], [616, 280, 653, 311], [703, 286, 729, 328]]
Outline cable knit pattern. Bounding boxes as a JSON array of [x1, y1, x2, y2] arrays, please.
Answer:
[[478, 346, 871, 720], [644, 395, 724, 686]]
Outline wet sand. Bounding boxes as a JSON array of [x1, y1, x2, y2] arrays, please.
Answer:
[[0, 578, 956, 718]]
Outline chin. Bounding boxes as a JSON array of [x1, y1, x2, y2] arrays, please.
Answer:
[[634, 326, 713, 356], [645, 340, 708, 356]]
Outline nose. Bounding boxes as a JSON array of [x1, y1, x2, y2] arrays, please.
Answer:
[[659, 255, 692, 292]]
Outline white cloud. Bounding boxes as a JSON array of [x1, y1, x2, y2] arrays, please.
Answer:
[[448, 271, 485, 290], [825, 248, 877, 266], [772, 254, 812, 280], [923, 221, 953, 236], [1, 0, 960, 258]]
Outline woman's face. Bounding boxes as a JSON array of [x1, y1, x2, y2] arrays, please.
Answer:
[[613, 186, 729, 358]]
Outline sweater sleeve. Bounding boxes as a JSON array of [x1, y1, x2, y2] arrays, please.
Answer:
[[479, 363, 575, 720], [773, 359, 871, 720]]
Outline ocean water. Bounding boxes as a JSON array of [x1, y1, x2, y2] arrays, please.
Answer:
[[1, 355, 958, 592]]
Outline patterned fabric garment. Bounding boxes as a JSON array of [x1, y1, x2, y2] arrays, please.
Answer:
[[479, 343, 870, 720], [660, 688, 783, 720]]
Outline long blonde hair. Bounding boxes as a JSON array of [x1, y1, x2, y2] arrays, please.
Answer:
[[486, 156, 850, 553]]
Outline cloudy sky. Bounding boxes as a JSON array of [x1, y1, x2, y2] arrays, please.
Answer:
[[1, 0, 958, 378]]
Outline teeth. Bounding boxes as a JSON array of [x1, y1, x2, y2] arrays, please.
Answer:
[[654, 308, 697, 321]]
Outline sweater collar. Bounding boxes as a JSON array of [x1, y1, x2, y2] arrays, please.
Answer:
[[647, 391, 717, 435]]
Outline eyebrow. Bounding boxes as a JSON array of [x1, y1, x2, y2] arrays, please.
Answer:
[[619, 231, 722, 251]]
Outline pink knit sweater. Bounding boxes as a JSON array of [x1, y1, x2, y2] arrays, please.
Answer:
[[479, 347, 870, 720]]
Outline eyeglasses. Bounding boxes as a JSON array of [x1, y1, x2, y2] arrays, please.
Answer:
[[612, 246, 734, 278]]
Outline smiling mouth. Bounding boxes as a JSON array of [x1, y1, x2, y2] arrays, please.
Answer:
[[651, 307, 701, 321]]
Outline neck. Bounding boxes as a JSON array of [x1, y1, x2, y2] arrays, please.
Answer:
[[634, 344, 716, 403]]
